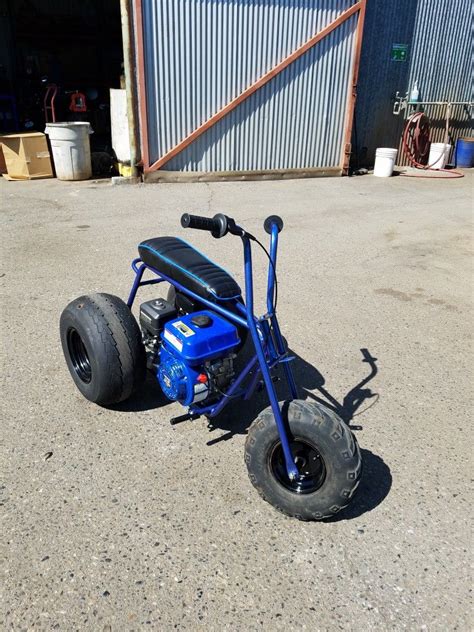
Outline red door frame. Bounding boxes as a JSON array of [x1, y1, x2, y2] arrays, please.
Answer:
[[133, 0, 366, 175]]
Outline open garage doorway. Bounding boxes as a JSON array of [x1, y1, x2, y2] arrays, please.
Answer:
[[0, 0, 124, 176]]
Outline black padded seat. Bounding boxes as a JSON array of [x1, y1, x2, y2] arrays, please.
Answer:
[[138, 237, 241, 301]]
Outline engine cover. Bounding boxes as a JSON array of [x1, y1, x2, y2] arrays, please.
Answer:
[[140, 298, 176, 337], [161, 311, 240, 363], [157, 311, 240, 406], [157, 347, 209, 406]]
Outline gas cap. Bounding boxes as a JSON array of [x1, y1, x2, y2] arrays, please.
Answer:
[[191, 314, 213, 328]]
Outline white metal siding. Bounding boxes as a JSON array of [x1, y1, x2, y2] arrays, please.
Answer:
[[406, 0, 472, 146], [356, 0, 472, 165], [140, 1, 359, 171]]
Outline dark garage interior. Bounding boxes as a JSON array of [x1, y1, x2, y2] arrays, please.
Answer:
[[0, 0, 123, 160]]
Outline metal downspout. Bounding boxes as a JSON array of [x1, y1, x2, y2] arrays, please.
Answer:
[[120, 0, 140, 177]]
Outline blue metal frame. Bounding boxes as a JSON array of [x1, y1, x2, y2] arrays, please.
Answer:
[[127, 222, 299, 480]]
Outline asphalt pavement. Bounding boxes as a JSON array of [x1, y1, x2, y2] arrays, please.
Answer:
[[1, 172, 472, 630]]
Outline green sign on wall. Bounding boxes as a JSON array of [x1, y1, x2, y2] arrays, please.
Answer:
[[391, 44, 409, 62]]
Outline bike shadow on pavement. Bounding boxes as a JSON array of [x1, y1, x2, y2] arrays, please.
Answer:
[[207, 347, 380, 438], [110, 370, 171, 412], [114, 342, 392, 521], [292, 347, 392, 522], [207, 346, 392, 522]]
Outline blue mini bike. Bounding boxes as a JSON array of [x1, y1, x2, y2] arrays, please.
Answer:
[[60, 214, 361, 520]]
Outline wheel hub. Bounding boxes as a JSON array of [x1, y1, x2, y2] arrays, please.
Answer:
[[67, 328, 92, 383], [270, 437, 326, 494]]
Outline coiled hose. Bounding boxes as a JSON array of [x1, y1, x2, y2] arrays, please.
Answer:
[[401, 111, 463, 178]]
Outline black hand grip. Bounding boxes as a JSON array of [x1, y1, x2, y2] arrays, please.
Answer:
[[181, 213, 229, 238], [181, 213, 217, 231]]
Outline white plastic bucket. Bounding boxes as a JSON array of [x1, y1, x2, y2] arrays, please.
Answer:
[[373, 147, 398, 177], [428, 142, 451, 170], [45, 122, 92, 180]]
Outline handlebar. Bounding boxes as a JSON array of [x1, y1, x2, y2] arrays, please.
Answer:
[[181, 213, 229, 238], [181, 213, 284, 238]]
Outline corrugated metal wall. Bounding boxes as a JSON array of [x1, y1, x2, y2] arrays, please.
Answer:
[[138, 1, 360, 172], [356, 0, 472, 166], [355, 0, 418, 166], [404, 0, 472, 149]]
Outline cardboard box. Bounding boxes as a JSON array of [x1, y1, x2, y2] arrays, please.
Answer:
[[0, 132, 53, 180]]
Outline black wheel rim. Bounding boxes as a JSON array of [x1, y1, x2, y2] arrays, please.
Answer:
[[67, 328, 92, 383], [270, 437, 326, 494]]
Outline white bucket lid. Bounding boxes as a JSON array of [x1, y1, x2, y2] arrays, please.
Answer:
[[376, 147, 398, 156], [45, 122, 93, 135], [45, 121, 91, 128]]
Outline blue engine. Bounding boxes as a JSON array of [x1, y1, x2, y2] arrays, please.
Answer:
[[157, 310, 240, 406]]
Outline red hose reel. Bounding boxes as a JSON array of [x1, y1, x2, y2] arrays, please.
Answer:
[[402, 112, 431, 168], [401, 111, 463, 178]]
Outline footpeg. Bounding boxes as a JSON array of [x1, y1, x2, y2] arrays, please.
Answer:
[[170, 412, 201, 426], [257, 375, 280, 392]]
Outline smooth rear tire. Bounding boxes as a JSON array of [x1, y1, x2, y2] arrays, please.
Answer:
[[60, 293, 146, 406], [245, 399, 362, 520]]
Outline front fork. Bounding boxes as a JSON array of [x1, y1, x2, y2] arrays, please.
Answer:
[[242, 234, 299, 481]]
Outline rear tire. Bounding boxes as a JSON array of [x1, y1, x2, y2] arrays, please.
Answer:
[[245, 400, 362, 520], [60, 293, 146, 406]]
